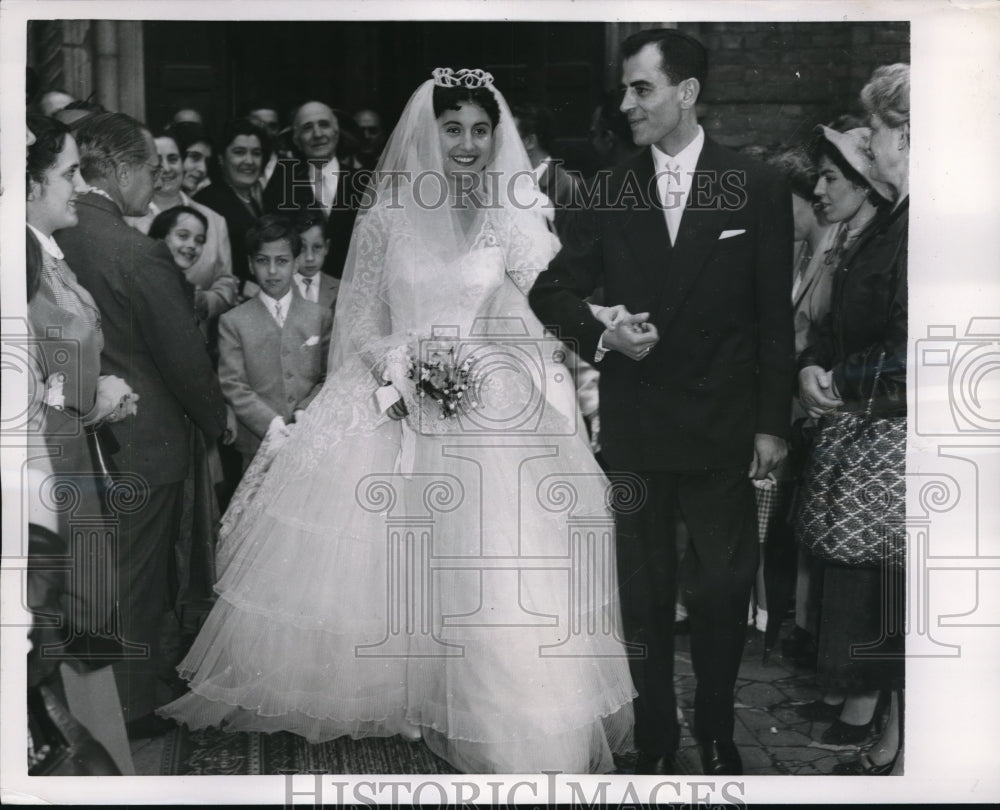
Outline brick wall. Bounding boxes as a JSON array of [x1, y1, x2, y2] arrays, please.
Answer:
[[677, 21, 910, 150]]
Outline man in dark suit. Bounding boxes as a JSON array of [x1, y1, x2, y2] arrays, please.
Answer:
[[512, 102, 581, 239], [57, 112, 229, 738], [262, 100, 363, 278], [529, 29, 794, 775]]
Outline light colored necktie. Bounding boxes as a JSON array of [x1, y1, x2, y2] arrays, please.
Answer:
[[273, 300, 284, 327], [303, 277, 314, 302], [314, 164, 338, 212], [663, 161, 681, 244], [313, 165, 325, 209]]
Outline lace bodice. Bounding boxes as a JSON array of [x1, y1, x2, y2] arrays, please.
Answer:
[[385, 217, 507, 339]]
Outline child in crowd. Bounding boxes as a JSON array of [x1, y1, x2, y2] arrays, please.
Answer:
[[291, 210, 340, 310], [217, 214, 332, 469]]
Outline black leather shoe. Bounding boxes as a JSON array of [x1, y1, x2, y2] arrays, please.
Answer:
[[698, 738, 743, 775], [125, 713, 177, 740], [634, 750, 681, 775]]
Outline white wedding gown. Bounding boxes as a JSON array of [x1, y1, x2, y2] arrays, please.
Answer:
[[160, 202, 636, 774]]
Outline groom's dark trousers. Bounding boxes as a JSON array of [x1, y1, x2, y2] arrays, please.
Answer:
[[529, 138, 794, 757]]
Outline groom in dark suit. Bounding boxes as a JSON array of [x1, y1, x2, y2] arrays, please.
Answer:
[[529, 29, 794, 775]]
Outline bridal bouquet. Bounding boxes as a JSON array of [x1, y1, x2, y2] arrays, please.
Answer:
[[383, 340, 481, 420]]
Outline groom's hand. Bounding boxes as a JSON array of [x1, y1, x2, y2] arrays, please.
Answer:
[[600, 309, 659, 361], [749, 433, 788, 480], [592, 304, 650, 332]]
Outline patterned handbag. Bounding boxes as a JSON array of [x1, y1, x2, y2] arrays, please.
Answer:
[[795, 357, 906, 567]]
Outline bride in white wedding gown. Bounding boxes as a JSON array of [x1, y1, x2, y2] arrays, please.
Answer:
[[159, 68, 636, 774]]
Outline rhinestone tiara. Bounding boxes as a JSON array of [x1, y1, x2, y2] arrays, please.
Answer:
[[432, 68, 495, 89]]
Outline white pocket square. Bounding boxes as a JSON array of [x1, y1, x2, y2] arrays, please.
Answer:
[[301, 335, 320, 348], [719, 229, 746, 240]]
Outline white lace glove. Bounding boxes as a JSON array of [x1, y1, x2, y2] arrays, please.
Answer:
[[265, 415, 292, 446]]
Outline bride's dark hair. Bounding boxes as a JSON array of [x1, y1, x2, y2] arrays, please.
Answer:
[[432, 85, 500, 129]]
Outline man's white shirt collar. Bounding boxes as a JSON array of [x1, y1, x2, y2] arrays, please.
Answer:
[[532, 156, 551, 183], [260, 288, 294, 325], [650, 125, 705, 176], [651, 126, 705, 242], [28, 223, 64, 260], [311, 156, 341, 211], [311, 156, 340, 178]]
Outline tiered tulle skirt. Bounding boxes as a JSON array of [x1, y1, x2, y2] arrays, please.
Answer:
[[160, 361, 636, 773]]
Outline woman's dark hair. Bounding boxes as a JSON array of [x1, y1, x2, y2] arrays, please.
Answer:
[[148, 205, 209, 241], [211, 117, 271, 183], [432, 86, 501, 129], [26, 227, 43, 303], [808, 136, 869, 191], [152, 128, 181, 151], [767, 145, 817, 200], [166, 120, 215, 157], [26, 114, 70, 190]]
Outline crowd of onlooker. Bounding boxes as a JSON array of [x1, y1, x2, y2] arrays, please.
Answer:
[[23, 60, 908, 777]]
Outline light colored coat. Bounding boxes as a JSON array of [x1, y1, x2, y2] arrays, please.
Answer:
[[217, 291, 333, 459], [792, 224, 838, 357]]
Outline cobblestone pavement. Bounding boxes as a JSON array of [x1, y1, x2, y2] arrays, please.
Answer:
[[667, 628, 897, 776]]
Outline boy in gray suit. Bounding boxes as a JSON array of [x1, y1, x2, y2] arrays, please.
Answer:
[[218, 214, 333, 469]]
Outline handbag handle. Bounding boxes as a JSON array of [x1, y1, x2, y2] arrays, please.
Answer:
[[865, 351, 887, 418]]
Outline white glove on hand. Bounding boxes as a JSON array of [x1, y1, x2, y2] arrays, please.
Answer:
[[92, 375, 138, 424], [265, 415, 291, 441]]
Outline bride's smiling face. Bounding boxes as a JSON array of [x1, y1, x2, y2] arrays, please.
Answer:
[[437, 101, 494, 179]]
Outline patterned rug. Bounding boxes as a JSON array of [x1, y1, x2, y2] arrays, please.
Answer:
[[161, 726, 459, 775]]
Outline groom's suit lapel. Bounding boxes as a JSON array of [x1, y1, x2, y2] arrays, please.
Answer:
[[621, 151, 672, 307], [655, 138, 736, 335], [620, 139, 737, 335]]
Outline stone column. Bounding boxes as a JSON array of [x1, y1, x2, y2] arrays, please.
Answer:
[[116, 22, 146, 121], [93, 21, 119, 113]]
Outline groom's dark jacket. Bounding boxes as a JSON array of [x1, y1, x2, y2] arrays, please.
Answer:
[[530, 137, 794, 472]]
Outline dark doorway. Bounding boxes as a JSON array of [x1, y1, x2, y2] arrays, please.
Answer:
[[143, 20, 606, 169]]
